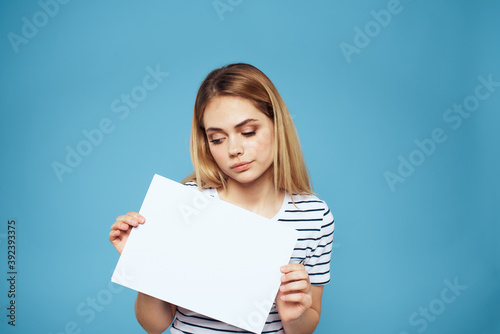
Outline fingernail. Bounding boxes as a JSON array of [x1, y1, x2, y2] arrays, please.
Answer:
[[139, 217, 145, 223]]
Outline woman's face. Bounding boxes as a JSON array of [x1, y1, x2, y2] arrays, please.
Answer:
[[203, 96, 275, 186]]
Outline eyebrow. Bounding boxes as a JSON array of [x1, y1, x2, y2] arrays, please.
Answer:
[[205, 118, 258, 132]]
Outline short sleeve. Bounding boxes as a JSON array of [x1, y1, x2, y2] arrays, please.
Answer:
[[304, 203, 335, 285]]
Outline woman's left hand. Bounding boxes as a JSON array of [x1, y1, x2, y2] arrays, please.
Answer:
[[275, 264, 312, 323]]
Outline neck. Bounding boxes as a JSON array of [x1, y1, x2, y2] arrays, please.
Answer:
[[218, 169, 285, 219]]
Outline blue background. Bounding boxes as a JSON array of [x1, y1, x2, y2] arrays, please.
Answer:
[[1, 0, 499, 333]]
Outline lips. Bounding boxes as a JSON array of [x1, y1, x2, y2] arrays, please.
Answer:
[[231, 161, 252, 172]]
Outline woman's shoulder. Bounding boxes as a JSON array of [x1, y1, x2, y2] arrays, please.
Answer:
[[285, 192, 333, 218], [289, 193, 330, 208], [282, 193, 334, 236]]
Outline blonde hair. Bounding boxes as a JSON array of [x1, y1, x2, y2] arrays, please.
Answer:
[[182, 63, 313, 195]]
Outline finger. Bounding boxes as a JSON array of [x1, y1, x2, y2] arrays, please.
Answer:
[[115, 214, 140, 227], [279, 292, 310, 305], [280, 280, 309, 293], [110, 221, 121, 230], [110, 220, 131, 232], [126, 212, 145, 223], [109, 229, 121, 242], [280, 263, 306, 273], [111, 222, 134, 232], [114, 214, 142, 229], [281, 270, 309, 283]]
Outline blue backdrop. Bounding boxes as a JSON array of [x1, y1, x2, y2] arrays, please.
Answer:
[[1, 1, 499, 333]]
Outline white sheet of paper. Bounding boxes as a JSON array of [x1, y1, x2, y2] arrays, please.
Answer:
[[111, 174, 298, 333]]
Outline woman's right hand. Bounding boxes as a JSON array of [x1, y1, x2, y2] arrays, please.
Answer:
[[109, 212, 145, 254]]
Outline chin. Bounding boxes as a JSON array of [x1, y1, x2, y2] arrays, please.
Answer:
[[227, 172, 257, 184], [232, 176, 257, 184]]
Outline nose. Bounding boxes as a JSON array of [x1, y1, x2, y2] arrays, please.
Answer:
[[228, 137, 243, 157]]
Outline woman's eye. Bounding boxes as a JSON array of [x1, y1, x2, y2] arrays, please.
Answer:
[[242, 131, 256, 137], [209, 138, 224, 145]]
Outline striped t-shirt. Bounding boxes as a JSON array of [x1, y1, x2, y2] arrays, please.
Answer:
[[170, 183, 335, 334]]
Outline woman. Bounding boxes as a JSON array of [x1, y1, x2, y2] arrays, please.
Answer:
[[109, 63, 334, 334]]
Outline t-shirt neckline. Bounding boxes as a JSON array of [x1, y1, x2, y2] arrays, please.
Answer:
[[211, 188, 289, 221]]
